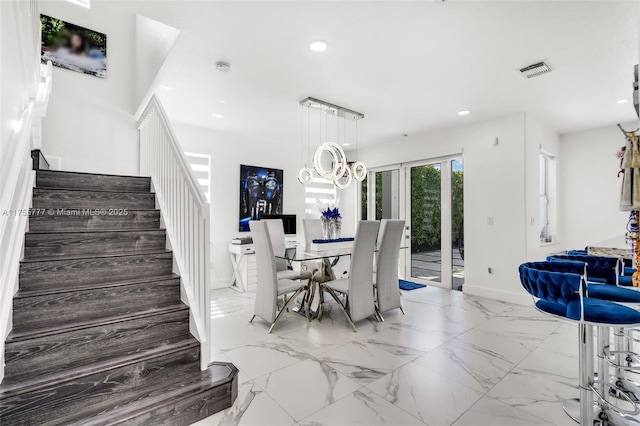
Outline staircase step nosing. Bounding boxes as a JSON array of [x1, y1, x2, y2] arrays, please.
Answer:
[[26, 228, 165, 235], [7, 305, 189, 343], [36, 169, 151, 180], [33, 187, 156, 195], [80, 363, 236, 426], [0, 339, 199, 397], [20, 249, 172, 263]]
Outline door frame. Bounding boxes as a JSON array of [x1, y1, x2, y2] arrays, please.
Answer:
[[362, 155, 462, 290], [404, 158, 452, 290]]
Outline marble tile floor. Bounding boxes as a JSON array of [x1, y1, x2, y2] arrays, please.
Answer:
[[193, 285, 625, 426]]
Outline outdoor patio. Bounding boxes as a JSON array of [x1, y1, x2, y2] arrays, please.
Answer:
[[411, 249, 465, 291]]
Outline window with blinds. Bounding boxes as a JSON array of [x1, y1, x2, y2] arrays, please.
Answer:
[[304, 177, 337, 217], [184, 152, 211, 202]]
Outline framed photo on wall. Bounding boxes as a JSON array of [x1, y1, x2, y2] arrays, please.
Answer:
[[239, 165, 283, 232], [40, 14, 107, 78]]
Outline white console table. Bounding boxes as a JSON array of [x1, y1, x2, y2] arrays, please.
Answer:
[[228, 244, 257, 292], [228, 241, 300, 292]]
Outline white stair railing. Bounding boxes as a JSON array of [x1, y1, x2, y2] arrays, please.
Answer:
[[138, 95, 211, 370]]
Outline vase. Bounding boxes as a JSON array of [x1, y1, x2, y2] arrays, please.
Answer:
[[329, 218, 342, 240], [321, 217, 342, 240], [321, 217, 331, 240]]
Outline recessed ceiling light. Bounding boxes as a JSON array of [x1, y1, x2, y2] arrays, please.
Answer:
[[342, 143, 350, 146], [458, 110, 470, 116], [617, 99, 629, 104], [211, 113, 223, 119], [309, 40, 328, 52]]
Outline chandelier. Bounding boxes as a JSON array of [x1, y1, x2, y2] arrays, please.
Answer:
[[298, 97, 367, 189]]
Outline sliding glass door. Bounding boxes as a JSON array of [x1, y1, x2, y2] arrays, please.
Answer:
[[404, 156, 463, 290], [451, 159, 464, 291], [364, 156, 463, 291], [408, 163, 442, 283], [363, 169, 400, 221]]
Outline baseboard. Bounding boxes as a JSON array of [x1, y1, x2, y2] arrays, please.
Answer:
[[211, 279, 228, 290], [463, 284, 533, 306]]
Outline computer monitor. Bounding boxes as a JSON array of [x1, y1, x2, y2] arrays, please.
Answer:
[[262, 214, 297, 235]]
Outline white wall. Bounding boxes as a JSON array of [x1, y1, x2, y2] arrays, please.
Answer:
[[134, 14, 179, 108], [361, 114, 535, 304], [1, 0, 39, 170], [39, 1, 139, 175], [559, 122, 636, 250], [171, 121, 308, 289], [0, 0, 43, 384]]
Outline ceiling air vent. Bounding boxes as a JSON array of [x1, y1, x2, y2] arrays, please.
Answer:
[[519, 61, 551, 79]]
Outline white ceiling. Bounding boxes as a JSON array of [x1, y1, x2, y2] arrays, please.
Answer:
[[131, 1, 639, 145]]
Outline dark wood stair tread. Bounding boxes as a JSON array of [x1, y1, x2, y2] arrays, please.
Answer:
[[81, 362, 237, 426], [3, 308, 192, 388], [28, 210, 161, 232], [12, 278, 181, 334], [32, 188, 156, 210], [0, 339, 198, 396], [35, 169, 152, 180], [24, 229, 167, 259], [19, 251, 174, 293], [21, 249, 172, 263], [1, 356, 235, 426], [26, 228, 164, 235], [15, 274, 180, 298], [36, 170, 151, 194], [34, 186, 156, 195], [7, 304, 189, 342]]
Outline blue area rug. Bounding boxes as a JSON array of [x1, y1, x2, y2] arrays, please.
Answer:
[[399, 279, 427, 291]]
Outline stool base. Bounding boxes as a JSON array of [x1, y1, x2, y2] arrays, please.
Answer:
[[563, 398, 640, 425], [610, 377, 640, 403]]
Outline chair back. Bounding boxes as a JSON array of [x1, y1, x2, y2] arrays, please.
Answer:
[[303, 219, 324, 249], [376, 219, 405, 313], [519, 263, 584, 320], [249, 220, 278, 323], [567, 249, 588, 256], [348, 220, 380, 322], [264, 219, 287, 272], [522, 260, 586, 276], [547, 254, 620, 285]]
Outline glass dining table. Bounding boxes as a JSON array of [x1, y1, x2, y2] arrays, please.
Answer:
[[276, 247, 352, 320], [276, 245, 407, 320]]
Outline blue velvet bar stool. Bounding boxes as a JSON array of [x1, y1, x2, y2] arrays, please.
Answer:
[[568, 249, 589, 256], [519, 264, 640, 425], [619, 258, 635, 287], [543, 257, 640, 407], [547, 254, 621, 286]]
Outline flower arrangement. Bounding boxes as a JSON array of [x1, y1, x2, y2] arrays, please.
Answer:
[[317, 200, 342, 240], [321, 207, 342, 220]]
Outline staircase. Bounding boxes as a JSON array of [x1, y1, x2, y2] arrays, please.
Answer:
[[0, 169, 237, 426]]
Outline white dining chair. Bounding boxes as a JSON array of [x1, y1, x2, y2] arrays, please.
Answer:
[[249, 220, 310, 332], [375, 219, 406, 319], [264, 219, 312, 281], [302, 219, 336, 283], [303, 218, 324, 249], [320, 220, 380, 331]]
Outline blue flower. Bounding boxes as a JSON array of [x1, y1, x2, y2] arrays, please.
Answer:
[[321, 207, 341, 219]]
